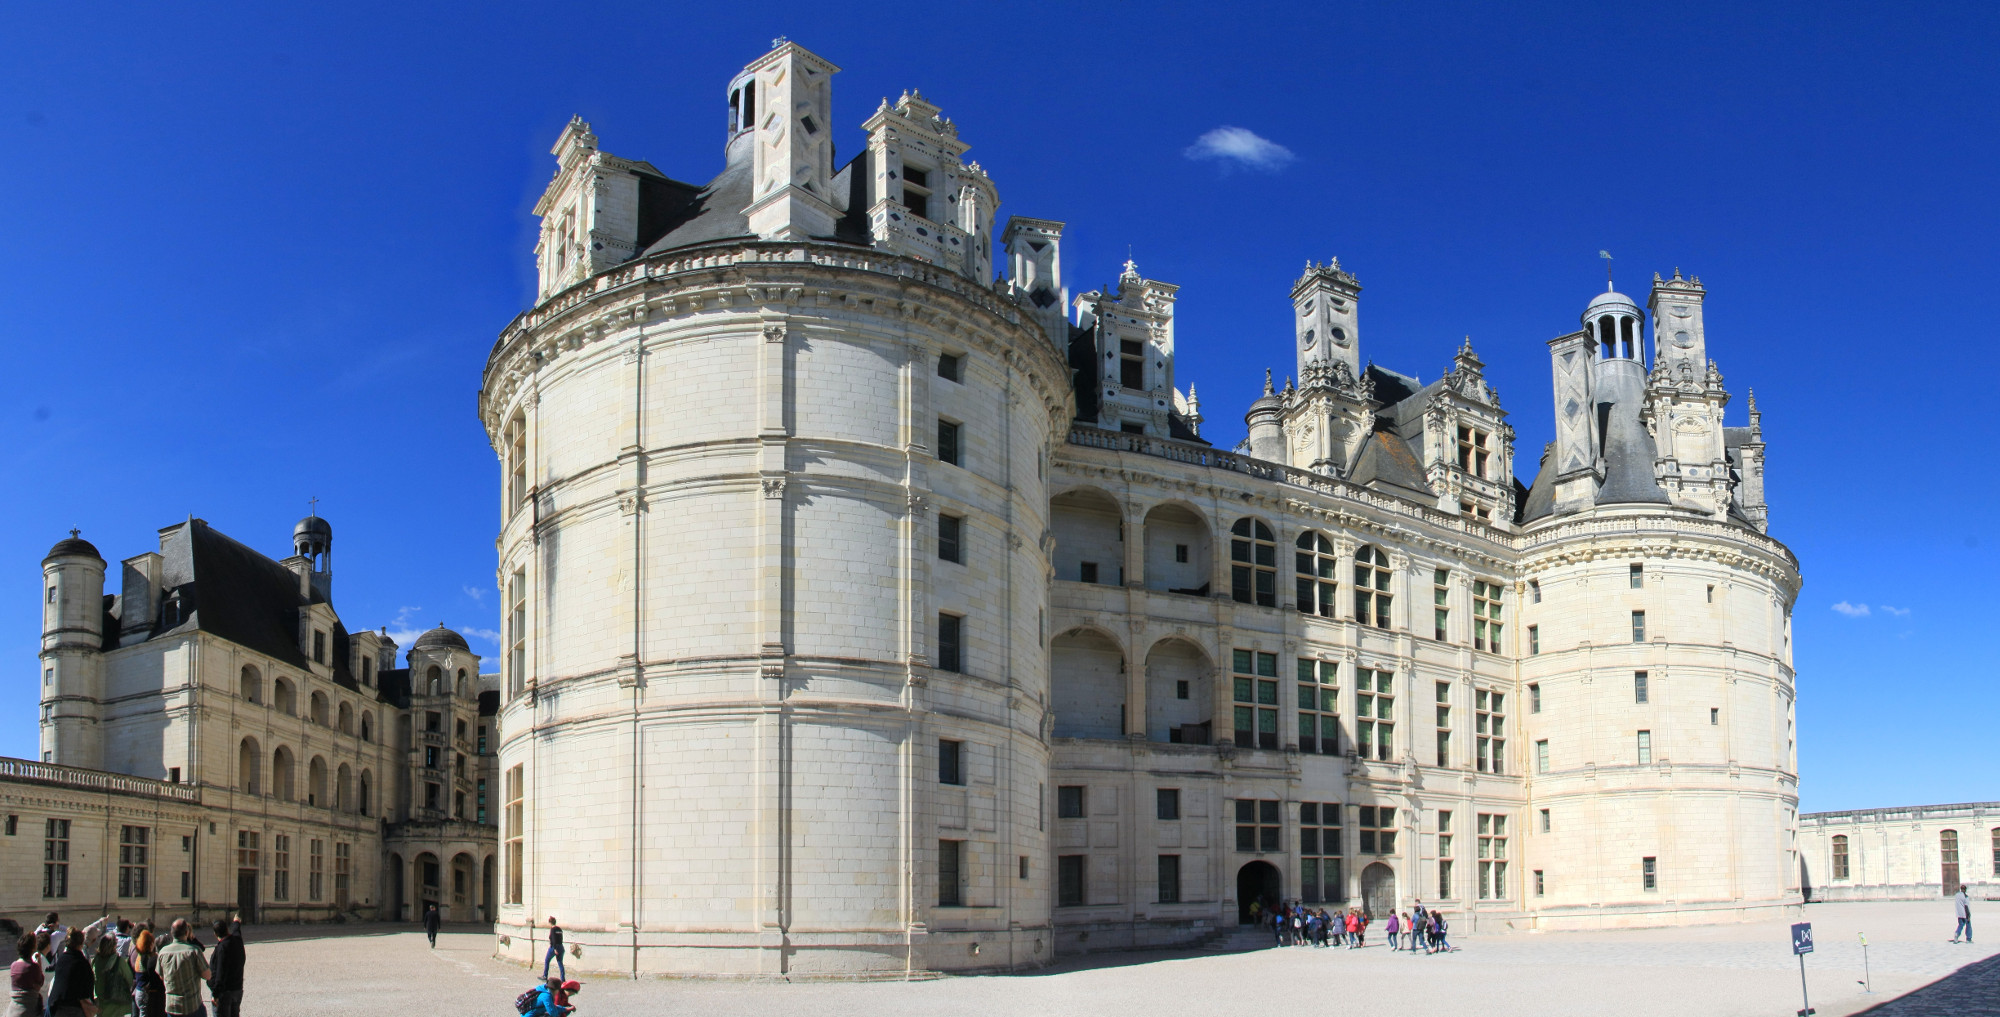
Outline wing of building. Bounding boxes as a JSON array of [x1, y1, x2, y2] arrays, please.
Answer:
[[473, 41, 1806, 977], [16, 517, 500, 927]]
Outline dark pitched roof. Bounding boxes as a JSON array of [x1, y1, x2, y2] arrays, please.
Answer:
[[478, 690, 500, 717], [1348, 425, 1434, 502], [376, 668, 412, 710], [1519, 443, 1559, 523], [151, 519, 360, 688], [639, 149, 872, 257]]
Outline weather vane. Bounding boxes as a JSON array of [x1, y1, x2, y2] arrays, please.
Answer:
[[1599, 250, 1614, 287]]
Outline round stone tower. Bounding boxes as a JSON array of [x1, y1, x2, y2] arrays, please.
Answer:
[[479, 41, 1073, 977], [40, 530, 106, 767]]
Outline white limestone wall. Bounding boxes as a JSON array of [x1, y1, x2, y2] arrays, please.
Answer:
[[1800, 803, 1999, 901], [482, 245, 1073, 976]]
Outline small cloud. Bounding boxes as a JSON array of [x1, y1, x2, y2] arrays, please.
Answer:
[[382, 605, 425, 646], [1830, 601, 1870, 617], [462, 584, 487, 603], [1880, 605, 1911, 617], [1184, 126, 1294, 171], [462, 627, 502, 647]]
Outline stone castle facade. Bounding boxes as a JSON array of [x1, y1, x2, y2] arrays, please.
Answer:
[[478, 41, 1804, 977]]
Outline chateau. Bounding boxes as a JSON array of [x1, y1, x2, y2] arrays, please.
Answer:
[[475, 40, 1804, 977]]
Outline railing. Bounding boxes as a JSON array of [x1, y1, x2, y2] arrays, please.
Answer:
[[0, 757, 202, 803]]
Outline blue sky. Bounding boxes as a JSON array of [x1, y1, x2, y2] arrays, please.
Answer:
[[2, 2, 1993, 811]]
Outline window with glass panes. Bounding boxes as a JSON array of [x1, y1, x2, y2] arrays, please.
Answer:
[[1353, 546, 1393, 628], [1472, 579, 1503, 651], [1232, 650, 1279, 749], [1437, 809, 1454, 898], [1475, 689, 1505, 774], [309, 838, 324, 901], [1432, 568, 1450, 640], [1295, 532, 1337, 616], [1296, 658, 1340, 754], [1434, 682, 1452, 766], [1236, 799, 1281, 852], [334, 842, 351, 901], [43, 818, 70, 898], [1477, 813, 1508, 899], [118, 826, 148, 898], [1156, 855, 1181, 903], [1636, 730, 1653, 765], [272, 834, 291, 901], [1831, 835, 1849, 879], [1355, 668, 1395, 761], [1230, 519, 1276, 606], [1458, 425, 1490, 477], [1358, 805, 1397, 854], [1300, 802, 1345, 903]]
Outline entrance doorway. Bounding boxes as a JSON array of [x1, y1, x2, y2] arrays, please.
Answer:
[[1236, 860, 1280, 924], [1941, 830, 1960, 896], [236, 870, 258, 923], [1361, 862, 1396, 918], [389, 854, 405, 922]]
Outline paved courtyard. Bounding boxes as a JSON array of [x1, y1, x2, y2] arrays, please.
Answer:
[[224, 901, 1989, 1017]]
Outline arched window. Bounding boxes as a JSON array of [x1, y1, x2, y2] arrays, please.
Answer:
[[360, 712, 374, 743], [427, 665, 443, 695], [272, 746, 296, 802], [1295, 532, 1337, 616], [359, 771, 373, 816], [308, 755, 328, 808], [240, 665, 263, 705], [1230, 518, 1275, 607], [457, 669, 468, 697], [237, 737, 261, 796], [1597, 316, 1615, 359], [273, 678, 296, 716], [1831, 834, 1849, 880], [336, 764, 353, 812], [310, 691, 329, 726], [337, 702, 354, 735], [1353, 546, 1394, 628], [1620, 315, 1636, 359]]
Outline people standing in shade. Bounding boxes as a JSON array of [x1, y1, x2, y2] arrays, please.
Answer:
[[207, 920, 244, 1017], [5, 932, 44, 1017], [1952, 886, 1973, 943], [541, 918, 565, 981], [156, 921, 209, 1017], [423, 904, 442, 949], [45, 928, 95, 1017], [90, 935, 132, 1017]]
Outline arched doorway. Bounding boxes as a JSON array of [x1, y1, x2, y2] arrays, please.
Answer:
[[416, 852, 442, 921], [1237, 860, 1280, 924], [1361, 862, 1396, 918]]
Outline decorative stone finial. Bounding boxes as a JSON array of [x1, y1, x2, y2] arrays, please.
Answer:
[[1263, 368, 1274, 395], [69, 528, 80, 539]]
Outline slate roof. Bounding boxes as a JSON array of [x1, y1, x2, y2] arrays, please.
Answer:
[[147, 519, 362, 690], [639, 148, 873, 257]]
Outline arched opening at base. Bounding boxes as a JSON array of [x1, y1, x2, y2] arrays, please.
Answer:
[[1237, 860, 1281, 924], [1361, 862, 1396, 918]]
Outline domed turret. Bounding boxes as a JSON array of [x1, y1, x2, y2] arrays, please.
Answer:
[[293, 511, 333, 602], [1245, 368, 1286, 462], [41, 529, 107, 767], [1584, 284, 1643, 362], [44, 530, 103, 564], [413, 624, 470, 652]]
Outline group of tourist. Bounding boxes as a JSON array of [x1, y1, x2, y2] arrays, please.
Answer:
[[6, 912, 245, 1017], [1254, 900, 1455, 954]]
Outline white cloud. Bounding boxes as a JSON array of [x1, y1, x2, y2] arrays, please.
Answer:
[[1184, 126, 1294, 171], [462, 627, 503, 646], [462, 584, 487, 603], [383, 606, 425, 647], [1880, 605, 1911, 617], [1830, 601, 1870, 617]]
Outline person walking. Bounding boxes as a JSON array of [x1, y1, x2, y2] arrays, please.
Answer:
[[423, 904, 442, 949], [1952, 886, 1973, 943], [1386, 911, 1400, 951], [540, 918, 566, 981], [45, 928, 94, 1017], [1436, 911, 1453, 952], [156, 921, 208, 1017], [91, 934, 132, 1017], [6, 932, 44, 1017], [206, 920, 243, 1017]]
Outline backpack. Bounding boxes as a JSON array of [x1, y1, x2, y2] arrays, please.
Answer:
[[515, 987, 542, 1014]]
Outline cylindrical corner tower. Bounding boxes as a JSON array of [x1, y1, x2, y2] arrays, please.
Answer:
[[40, 531, 106, 767], [480, 241, 1073, 976]]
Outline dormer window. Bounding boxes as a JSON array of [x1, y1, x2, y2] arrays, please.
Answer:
[[312, 630, 326, 664], [1457, 426, 1490, 477], [902, 166, 932, 220], [1119, 340, 1145, 390]]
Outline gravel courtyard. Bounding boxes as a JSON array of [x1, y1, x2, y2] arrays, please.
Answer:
[[228, 901, 1990, 1017]]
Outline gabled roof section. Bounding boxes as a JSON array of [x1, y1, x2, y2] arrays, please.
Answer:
[[151, 519, 359, 687], [1348, 425, 1434, 502]]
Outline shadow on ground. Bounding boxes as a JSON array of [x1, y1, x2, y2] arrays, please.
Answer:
[[1848, 951, 2000, 1016]]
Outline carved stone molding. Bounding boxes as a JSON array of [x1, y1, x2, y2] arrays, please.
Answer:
[[761, 475, 788, 499]]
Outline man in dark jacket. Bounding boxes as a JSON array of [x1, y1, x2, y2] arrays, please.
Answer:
[[423, 904, 442, 948], [207, 920, 245, 1017]]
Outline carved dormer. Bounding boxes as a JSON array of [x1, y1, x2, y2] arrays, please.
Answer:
[[1420, 338, 1514, 521], [530, 117, 671, 302], [863, 89, 997, 280], [1078, 260, 1179, 437]]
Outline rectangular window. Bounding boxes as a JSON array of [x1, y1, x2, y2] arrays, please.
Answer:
[[477, 726, 488, 754], [1355, 669, 1395, 761], [1299, 802, 1344, 903], [1057, 855, 1086, 906], [1157, 855, 1181, 903], [118, 825, 149, 898], [1529, 683, 1541, 713], [1529, 578, 1541, 603], [1358, 805, 1397, 855], [1175, 543, 1189, 563], [1296, 658, 1341, 755], [425, 746, 440, 769], [938, 739, 965, 786], [1472, 579, 1503, 651], [477, 778, 489, 825], [1540, 808, 1551, 833], [902, 165, 931, 219], [1534, 870, 1545, 896], [1434, 681, 1451, 767], [1433, 568, 1450, 640], [1457, 425, 1490, 477], [1631, 610, 1646, 643], [1156, 788, 1180, 821], [1637, 730, 1653, 765], [1057, 785, 1085, 819], [1535, 740, 1549, 774], [1527, 624, 1539, 656], [1831, 836, 1849, 880], [505, 764, 525, 903], [1236, 799, 1281, 853], [1175, 680, 1189, 700], [1437, 809, 1454, 899], [1475, 689, 1505, 774], [1711, 707, 1719, 726], [938, 839, 963, 906], [334, 842, 351, 901], [424, 782, 441, 811], [309, 838, 326, 901], [1079, 561, 1098, 584], [1019, 856, 1029, 880], [312, 629, 327, 663], [1477, 813, 1509, 900], [179, 871, 190, 898], [937, 613, 963, 673], [1119, 339, 1145, 390], [3, 815, 14, 836], [1642, 856, 1658, 891], [508, 569, 528, 697], [43, 818, 70, 898], [1232, 650, 1279, 750], [274, 832, 292, 896], [937, 352, 963, 383], [936, 418, 962, 466], [1634, 671, 1650, 704], [938, 514, 964, 564], [1629, 563, 1644, 588]]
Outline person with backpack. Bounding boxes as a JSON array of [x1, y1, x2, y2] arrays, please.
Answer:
[[514, 976, 572, 1017], [92, 934, 133, 1017]]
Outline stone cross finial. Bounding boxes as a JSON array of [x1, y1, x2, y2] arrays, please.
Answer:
[[69, 528, 80, 539]]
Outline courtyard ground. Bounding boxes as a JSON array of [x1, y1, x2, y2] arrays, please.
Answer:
[[226, 900, 1991, 1017]]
